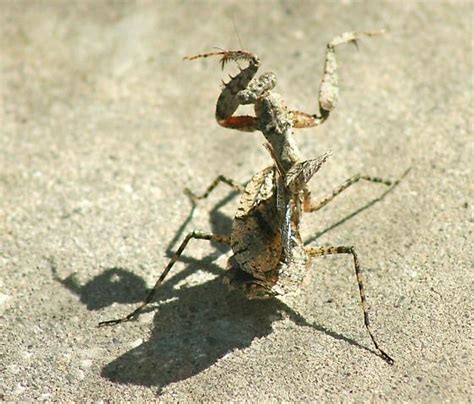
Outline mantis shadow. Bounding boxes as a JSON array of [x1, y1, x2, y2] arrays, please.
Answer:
[[51, 180, 396, 389]]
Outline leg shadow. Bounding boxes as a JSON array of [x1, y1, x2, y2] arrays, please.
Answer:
[[304, 177, 406, 244]]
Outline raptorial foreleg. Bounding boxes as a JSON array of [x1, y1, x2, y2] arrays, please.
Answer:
[[292, 31, 384, 129], [185, 50, 261, 131]]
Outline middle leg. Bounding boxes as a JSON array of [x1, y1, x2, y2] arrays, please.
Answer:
[[304, 171, 406, 213], [184, 175, 245, 203]]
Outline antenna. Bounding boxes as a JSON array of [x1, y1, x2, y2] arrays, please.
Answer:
[[232, 13, 244, 50]]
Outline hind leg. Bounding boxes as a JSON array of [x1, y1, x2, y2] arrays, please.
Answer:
[[99, 231, 230, 326], [306, 245, 394, 365]]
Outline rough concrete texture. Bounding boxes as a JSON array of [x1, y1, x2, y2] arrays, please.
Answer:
[[1, 1, 472, 401]]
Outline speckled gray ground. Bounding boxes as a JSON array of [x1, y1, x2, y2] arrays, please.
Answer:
[[1, 1, 472, 402]]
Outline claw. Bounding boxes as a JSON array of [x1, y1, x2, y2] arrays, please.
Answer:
[[220, 50, 257, 70], [184, 50, 258, 71]]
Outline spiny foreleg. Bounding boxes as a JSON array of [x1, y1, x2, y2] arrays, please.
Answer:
[[184, 50, 261, 131]]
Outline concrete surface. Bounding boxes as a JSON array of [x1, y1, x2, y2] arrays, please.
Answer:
[[1, 0, 472, 401]]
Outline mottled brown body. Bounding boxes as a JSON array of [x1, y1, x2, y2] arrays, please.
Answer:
[[224, 166, 283, 298], [230, 167, 281, 280], [224, 164, 312, 299], [224, 147, 331, 299]]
